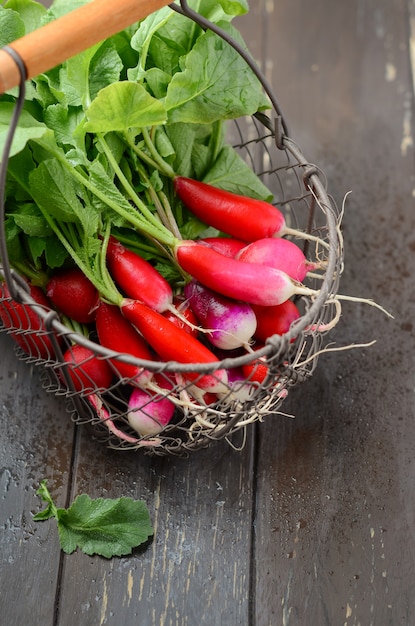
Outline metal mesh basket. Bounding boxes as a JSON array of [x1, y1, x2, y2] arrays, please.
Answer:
[[0, 1, 343, 457]]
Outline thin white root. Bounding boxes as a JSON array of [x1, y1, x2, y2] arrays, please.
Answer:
[[305, 298, 343, 333], [284, 226, 330, 250], [295, 339, 377, 368], [332, 293, 394, 319]]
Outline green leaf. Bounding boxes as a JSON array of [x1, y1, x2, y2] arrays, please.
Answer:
[[88, 40, 123, 102], [46, 0, 91, 20], [29, 159, 83, 223], [4, 0, 47, 34], [58, 40, 123, 108], [0, 102, 47, 157], [0, 6, 25, 47], [57, 44, 99, 108], [192, 0, 248, 21], [84, 82, 167, 133], [203, 144, 274, 201], [44, 104, 85, 147], [33, 481, 153, 558], [87, 159, 138, 221], [33, 479, 58, 521], [129, 6, 174, 81], [165, 22, 269, 124], [9, 202, 51, 237]]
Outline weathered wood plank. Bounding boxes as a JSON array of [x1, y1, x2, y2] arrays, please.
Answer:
[[253, 0, 415, 624], [56, 432, 255, 626], [0, 335, 75, 626]]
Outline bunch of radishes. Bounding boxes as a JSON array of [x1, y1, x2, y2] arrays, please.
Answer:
[[0, 176, 329, 445]]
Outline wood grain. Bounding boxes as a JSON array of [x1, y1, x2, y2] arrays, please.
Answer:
[[0, 336, 75, 625], [251, 1, 415, 624]]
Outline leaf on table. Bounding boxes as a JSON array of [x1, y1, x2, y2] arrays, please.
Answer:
[[33, 481, 153, 559]]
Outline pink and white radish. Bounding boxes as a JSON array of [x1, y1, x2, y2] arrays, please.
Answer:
[[184, 279, 257, 350], [127, 385, 175, 436], [236, 237, 317, 283]]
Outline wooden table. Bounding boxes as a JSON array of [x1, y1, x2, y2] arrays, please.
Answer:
[[1, 1, 414, 624]]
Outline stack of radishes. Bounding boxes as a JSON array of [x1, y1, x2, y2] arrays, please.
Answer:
[[0, 177, 327, 445]]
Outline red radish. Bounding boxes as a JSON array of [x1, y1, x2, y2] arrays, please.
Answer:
[[184, 279, 257, 350], [252, 300, 301, 343], [106, 236, 173, 313], [237, 238, 315, 283], [127, 384, 175, 436], [95, 301, 153, 384], [61, 344, 113, 392], [163, 295, 199, 337], [121, 299, 229, 393], [0, 280, 58, 359], [200, 237, 246, 258], [175, 240, 313, 306], [174, 176, 304, 242], [46, 267, 99, 323], [242, 355, 269, 385]]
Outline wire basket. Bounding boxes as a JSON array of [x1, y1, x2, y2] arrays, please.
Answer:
[[0, 1, 343, 457]]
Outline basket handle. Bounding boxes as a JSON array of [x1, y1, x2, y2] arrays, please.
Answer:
[[0, 0, 171, 94]]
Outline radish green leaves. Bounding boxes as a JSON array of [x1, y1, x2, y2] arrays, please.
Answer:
[[33, 480, 153, 558]]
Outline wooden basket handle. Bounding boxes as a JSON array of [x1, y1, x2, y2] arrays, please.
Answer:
[[0, 0, 171, 93]]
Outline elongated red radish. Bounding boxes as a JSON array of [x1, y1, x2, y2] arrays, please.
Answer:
[[95, 301, 153, 384], [0, 280, 59, 359], [174, 177, 284, 242], [46, 267, 99, 323], [252, 300, 301, 343], [175, 241, 313, 306], [237, 238, 316, 283], [200, 237, 246, 258], [121, 299, 229, 393], [174, 176, 321, 243], [162, 295, 199, 337], [61, 344, 113, 392], [127, 385, 175, 436], [106, 236, 173, 313], [184, 279, 257, 350]]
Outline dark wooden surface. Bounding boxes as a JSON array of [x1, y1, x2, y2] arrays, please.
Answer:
[[1, 1, 414, 625]]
